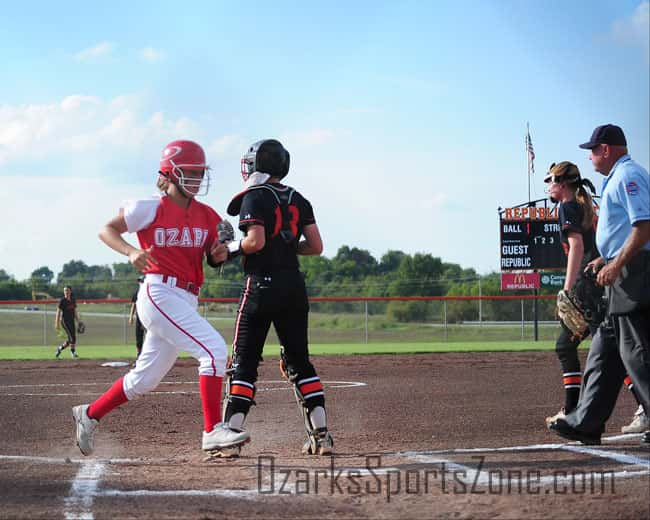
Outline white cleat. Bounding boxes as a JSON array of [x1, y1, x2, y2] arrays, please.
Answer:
[[202, 423, 250, 452], [545, 408, 566, 428], [72, 404, 99, 456], [621, 406, 650, 434]]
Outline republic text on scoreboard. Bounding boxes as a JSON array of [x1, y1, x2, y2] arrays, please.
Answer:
[[500, 206, 565, 270]]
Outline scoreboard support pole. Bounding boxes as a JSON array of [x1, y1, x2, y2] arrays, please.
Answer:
[[533, 287, 539, 341]]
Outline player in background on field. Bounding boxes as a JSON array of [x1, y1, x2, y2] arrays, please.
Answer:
[[129, 276, 147, 360], [71, 139, 249, 457], [55, 286, 81, 359]]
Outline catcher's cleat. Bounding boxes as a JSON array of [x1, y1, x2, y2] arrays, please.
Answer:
[[621, 406, 650, 434], [302, 428, 334, 456], [55, 347, 62, 359], [72, 404, 99, 456], [545, 408, 566, 428], [203, 445, 242, 460], [548, 418, 601, 445], [202, 422, 250, 452]]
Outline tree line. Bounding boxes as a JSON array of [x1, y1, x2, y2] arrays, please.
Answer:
[[0, 246, 557, 322]]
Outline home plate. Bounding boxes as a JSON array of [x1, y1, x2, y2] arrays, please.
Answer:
[[101, 361, 130, 367]]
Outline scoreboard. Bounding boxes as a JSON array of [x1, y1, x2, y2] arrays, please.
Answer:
[[499, 205, 565, 271]]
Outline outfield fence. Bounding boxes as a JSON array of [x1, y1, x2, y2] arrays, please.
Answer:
[[0, 295, 560, 347]]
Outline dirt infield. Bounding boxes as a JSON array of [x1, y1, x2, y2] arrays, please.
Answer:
[[1, 352, 648, 519]]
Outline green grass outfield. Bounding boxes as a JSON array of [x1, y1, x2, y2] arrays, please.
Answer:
[[0, 340, 591, 361]]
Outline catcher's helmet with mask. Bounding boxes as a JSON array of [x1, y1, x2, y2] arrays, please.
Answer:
[[240, 139, 290, 181]]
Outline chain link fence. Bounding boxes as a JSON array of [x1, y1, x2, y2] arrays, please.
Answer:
[[0, 295, 559, 347]]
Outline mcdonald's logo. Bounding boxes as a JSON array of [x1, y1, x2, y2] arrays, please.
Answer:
[[501, 272, 540, 291]]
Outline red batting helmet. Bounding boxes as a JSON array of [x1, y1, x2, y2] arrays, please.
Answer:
[[159, 140, 211, 196]]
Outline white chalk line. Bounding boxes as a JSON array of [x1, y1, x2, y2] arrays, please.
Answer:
[[0, 455, 146, 464], [397, 435, 648, 459], [64, 461, 105, 520], [4, 437, 648, 502], [97, 489, 259, 498], [401, 454, 648, 488], [0, 380, 366, 397], [394, 440, 649, 488]]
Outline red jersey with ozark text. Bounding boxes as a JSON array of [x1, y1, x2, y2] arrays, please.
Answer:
[[122, 195, 221, 286]]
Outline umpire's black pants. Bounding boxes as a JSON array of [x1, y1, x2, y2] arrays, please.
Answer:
[[564, 312, 650, 436], [614, 308, 650, 418]]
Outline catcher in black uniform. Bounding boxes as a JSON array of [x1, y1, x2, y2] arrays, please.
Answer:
[[217, 138, 333, 456]]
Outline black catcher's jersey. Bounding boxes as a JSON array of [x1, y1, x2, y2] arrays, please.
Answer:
[[558, 200, 598, 270], [237, 183, 316, 275], [58, 297, 77, 322]]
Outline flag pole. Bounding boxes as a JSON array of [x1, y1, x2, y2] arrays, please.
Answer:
[[526, 121, 531, 203], [525, 121, 539, 341]]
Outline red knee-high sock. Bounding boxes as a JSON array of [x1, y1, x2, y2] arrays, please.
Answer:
[[88, 377, 129, 420], [200, 375, 223, 433]]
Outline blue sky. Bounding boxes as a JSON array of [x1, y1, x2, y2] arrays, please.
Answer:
[[1, 1, 648, 281]]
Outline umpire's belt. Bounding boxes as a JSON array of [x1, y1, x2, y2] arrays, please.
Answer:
[[145, 274, 201, 296]]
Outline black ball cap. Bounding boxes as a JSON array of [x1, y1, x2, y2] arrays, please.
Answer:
[[579, 124, 627, 149]]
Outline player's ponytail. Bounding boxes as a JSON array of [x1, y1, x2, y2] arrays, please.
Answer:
[[575, 178, 596, 231]]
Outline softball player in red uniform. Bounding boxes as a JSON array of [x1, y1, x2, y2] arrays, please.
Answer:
[[72, 139, 249, 456]]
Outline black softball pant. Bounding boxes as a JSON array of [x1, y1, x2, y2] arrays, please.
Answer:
[[232, 271, 317, 382], [61, 317, 76, 346]]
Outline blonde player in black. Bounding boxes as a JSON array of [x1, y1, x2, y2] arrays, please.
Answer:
[[219, 139, 333, 456], [55, 286, 81, 358]]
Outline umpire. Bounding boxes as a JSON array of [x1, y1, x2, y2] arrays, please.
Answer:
[[219, 138, 334, 456], [549, 124, 650, 444]]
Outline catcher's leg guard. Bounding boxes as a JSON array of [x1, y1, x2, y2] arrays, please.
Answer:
[[216, 359, 256, 458], [281, 347, 333, 455]]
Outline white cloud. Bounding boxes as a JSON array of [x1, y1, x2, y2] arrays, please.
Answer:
[[141, 47, 164, 63], [0, 176, 152, 281], [282, 129, 338, 147], [0, 96, 510, 279], [74, 42, 114, 62], [0, 95, 202, 168], [206, 134, 243, 157], [611, 1, 650, 61], [0, 95, 248, 280]]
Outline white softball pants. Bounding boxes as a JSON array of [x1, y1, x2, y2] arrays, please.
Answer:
[[122, 274, 227, 401]]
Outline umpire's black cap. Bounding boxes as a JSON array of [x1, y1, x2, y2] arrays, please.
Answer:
[[579, 124, 627, 149]]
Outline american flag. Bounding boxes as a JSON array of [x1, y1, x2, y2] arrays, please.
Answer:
[[526, 129, 535, 174]]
